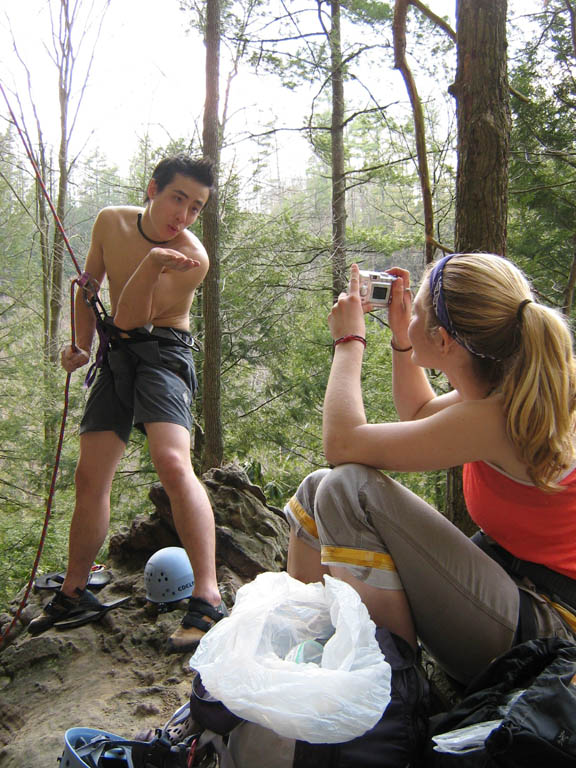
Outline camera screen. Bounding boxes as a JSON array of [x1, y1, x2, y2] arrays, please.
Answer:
[[372, 285, 390, 301]]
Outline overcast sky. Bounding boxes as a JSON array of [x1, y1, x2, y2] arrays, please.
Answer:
[[3, 0, 512, 180], [2, 1, 210, 172]]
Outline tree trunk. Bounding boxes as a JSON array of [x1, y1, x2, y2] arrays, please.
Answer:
[[329, 0, 347, 298], [447, 0, 510, 532], [42, 3, 75, 475], [393, 0, 435, 264], [49, 96, 69, 367], [201, 0, 223, 472], [43, 57, 72, 464], [563, 235, 576, 316], [36, 142, 58, 477], [450, 0, 510, 255]]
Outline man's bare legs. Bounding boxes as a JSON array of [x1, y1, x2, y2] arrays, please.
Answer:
[[145, 421, 220, 607], [32, 420, 221, 645], [63, 422, 220, 606], [27, 430, 127, 633], [61, 430, 127, 598]]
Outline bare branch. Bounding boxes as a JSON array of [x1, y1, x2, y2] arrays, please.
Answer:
[[409, 0, 455, 40]]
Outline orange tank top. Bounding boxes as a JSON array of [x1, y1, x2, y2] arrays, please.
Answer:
[[463, 461, 576, 580]]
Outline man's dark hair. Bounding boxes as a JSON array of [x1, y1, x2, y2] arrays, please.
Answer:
[[146, 154, 215, 201]]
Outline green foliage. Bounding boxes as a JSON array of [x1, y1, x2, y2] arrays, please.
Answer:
[[214, 203, 333, 486], [0, 130, 49, 603], [1, 68, 460, 613], [508, 2, 576, 310], [8, 0, 575, 616], [343, 0, 394, 26]]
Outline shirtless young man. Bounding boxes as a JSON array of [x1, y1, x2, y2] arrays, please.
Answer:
[[29, 155, 226, 653]]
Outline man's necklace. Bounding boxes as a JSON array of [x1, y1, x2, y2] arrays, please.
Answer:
[[137, 213, 170, 245]]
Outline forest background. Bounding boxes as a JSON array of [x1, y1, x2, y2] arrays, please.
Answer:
[[0, 0, 574, 611]]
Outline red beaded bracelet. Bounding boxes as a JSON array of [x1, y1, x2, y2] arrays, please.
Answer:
[[334, 334, 367, 348]]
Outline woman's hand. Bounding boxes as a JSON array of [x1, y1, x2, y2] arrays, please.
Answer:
[[328, 263, 366, 341], [386, 267, 412, 348]]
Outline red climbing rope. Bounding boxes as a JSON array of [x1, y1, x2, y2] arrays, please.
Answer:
[[0, 82, 83, 276], [0, 280, 80, 649], [0, 84, 93, 650]]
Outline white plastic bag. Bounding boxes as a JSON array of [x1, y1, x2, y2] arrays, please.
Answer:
[[189, 572, 392, 744], [432, 720, 503, 754]]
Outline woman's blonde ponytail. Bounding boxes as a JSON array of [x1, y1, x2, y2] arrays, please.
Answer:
[[424, 253, 576, 490], [501, 302, 576, 490]]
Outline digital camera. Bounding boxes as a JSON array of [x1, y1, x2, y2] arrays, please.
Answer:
[[358, 270, 397, 308]]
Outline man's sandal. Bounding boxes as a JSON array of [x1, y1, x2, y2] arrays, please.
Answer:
[[28, 587, 129, 635], [166, 596, 228, 655], [34, 567, 111, 591], [28, 588, 104, 635], [53, 597, 131, 629]]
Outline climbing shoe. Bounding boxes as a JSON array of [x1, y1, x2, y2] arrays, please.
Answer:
[[27, 587, 104, 636], [166, 597, 228, 654]]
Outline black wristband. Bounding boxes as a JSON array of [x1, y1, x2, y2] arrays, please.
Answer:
[[390, 340, 412, 352]]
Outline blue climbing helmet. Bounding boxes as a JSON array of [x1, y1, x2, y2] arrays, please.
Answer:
[[60, 728, 133, 767], [144, 547, 195, 605], [60, 727, 193, 767]]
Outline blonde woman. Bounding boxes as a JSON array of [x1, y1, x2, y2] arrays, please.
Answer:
[[285, 255, 576, 684]]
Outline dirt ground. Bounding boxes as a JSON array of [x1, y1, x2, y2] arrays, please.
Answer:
[[0, 568, 224, 768]]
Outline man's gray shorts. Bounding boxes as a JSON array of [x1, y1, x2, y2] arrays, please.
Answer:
[[80, 333, 198, 444]]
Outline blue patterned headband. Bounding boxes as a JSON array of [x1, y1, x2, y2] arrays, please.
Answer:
[[429, 254, 456, 337], [429, 254, 501, 361]]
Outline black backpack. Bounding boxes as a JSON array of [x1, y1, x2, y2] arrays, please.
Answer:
[[189, 626, 431, 768], [426, 638, 576, 768]]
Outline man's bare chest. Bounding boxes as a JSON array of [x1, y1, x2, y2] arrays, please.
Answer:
[[102, 237, 151, 293]]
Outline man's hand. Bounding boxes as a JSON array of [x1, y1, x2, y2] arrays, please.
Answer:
[[61, 345, 90, 373], [148, 247, 201, 272]]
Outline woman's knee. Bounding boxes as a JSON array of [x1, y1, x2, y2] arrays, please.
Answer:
[[284, 468, 331, 540], [297, 468, 331, 503], [315, 463, 382, 514], [317, 464, 421, 522]]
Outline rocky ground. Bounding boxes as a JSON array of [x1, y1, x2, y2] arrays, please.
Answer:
[[0, 465, 289, 768], [0, 464, 458, 768]]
